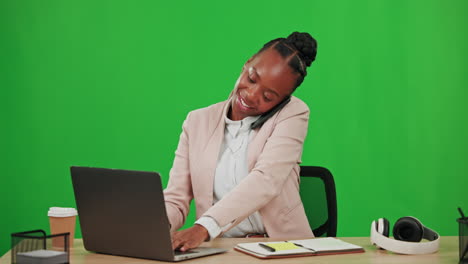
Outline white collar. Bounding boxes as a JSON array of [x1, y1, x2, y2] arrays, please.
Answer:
[[223, 98, 260, 135]]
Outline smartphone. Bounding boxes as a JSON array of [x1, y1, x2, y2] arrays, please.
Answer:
[[251, 96, 291, 129]]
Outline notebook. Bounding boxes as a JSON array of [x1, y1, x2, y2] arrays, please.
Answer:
[[234, 237, 364, 259], [70, 166, 227, 262]]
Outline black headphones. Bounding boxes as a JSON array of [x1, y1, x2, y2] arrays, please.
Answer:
[[370, 216, 440, 254]]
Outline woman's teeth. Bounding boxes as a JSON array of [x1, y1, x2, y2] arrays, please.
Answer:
[[240, 97, 251, 108]]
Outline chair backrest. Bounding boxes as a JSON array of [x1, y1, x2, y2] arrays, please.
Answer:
[[299, 166, 337, 237]]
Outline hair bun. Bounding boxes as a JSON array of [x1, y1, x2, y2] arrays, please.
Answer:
[[285, 32, 317, 67]]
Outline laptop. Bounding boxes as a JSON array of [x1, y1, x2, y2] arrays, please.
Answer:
[[70, 166, 227, 261]]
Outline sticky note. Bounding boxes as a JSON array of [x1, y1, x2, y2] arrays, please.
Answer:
[[265, 242, 300, 251]]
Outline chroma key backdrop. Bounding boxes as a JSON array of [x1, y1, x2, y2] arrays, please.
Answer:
[[1, 0, 467, 256]]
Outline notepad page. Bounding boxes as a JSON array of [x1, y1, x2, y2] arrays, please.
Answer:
[[290, 237, 362, 252]]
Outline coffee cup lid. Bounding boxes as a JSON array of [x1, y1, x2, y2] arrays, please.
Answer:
[[48, 207, 77, 217]]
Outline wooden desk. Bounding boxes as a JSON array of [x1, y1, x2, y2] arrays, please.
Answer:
[[0, 237, 459, 264]]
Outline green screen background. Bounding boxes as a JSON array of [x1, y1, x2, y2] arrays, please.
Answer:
[[1, 0, 467, 255]]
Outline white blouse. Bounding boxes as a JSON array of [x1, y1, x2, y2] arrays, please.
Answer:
[[195, 113, 266, 239]]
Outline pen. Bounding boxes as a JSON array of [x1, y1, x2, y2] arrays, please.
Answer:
[[258, 243, 276, 252], [291, 242, 316, 252], [458, 207, 466, 219]]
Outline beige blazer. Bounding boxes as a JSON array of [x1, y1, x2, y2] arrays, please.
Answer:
[[163, 95, 314, 238]]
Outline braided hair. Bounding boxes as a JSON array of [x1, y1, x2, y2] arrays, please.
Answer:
[[257, 32, 318, 89]]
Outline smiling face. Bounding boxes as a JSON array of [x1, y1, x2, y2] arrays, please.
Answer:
[[229, 47, 299, 121]]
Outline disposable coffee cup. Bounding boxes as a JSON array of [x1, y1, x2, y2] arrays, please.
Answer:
[[48, 207, 77, 248]]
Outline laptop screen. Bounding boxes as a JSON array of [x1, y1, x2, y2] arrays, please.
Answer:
[[71, 166, 175, 261]]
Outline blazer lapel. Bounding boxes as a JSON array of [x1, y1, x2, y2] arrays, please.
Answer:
[[247, 129, 260, 172], [247, 118, 275, 172], [200, 101, 229, 207]]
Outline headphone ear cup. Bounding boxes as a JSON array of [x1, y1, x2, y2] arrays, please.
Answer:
[[381, 218, 390, 237], [376, 218, 390, 237], [393, 216, 423, 242]]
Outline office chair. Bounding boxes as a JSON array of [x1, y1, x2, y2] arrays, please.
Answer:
[[299, 166, 337, 237]]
